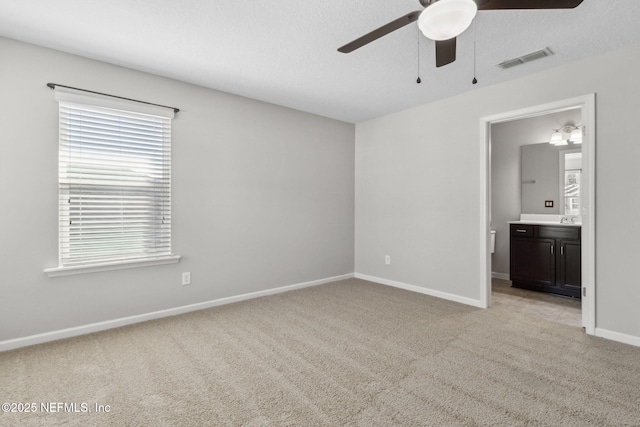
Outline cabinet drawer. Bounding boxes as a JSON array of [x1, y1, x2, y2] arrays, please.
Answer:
[[511, 224, 534, 237], [538, 226, 580, 241]]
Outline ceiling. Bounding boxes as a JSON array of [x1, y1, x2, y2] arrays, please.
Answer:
[[1, 0, 640, 123]]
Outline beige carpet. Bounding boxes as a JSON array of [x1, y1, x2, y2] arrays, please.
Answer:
[[1, 278, 639, 426]]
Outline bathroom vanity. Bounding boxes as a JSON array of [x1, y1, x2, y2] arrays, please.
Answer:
[[509, 222, 581, 299]]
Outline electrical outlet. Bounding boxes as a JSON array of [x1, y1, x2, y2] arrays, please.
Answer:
[[385, 255, 391, 265], [182, 272, 191, 286]]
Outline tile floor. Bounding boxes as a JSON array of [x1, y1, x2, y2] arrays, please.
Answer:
[[491, 278, 582, 328]]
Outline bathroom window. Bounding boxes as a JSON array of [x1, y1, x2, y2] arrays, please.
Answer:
[[564, 169, 581, 216], [562, 150, 582, 216]]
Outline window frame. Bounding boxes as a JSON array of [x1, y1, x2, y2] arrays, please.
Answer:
[[45, 87, 180, 277], [558, 149, 582, 219]]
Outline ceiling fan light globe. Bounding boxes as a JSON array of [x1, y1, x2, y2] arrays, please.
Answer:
[[418, 0, 478, 41]]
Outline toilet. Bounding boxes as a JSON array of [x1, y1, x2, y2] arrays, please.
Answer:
[[491, 230, 496, 254]]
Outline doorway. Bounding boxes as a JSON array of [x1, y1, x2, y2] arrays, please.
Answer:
[[479, 95, 596, 335]]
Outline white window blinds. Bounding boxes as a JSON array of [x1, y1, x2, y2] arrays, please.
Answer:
[[54, 87, 174, 268]]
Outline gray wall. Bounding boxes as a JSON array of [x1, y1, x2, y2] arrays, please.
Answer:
[[0, 37, 355, 341], [490, 109, 581, 276], [355, 41, 640, 340]]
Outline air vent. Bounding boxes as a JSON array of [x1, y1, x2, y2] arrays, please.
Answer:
[[497, 47, 554, 69]]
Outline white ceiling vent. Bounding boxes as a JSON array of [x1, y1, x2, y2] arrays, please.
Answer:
[[497, 47, 554, 69]]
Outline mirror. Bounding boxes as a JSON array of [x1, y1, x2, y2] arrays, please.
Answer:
[[521, 143, 582, 215]]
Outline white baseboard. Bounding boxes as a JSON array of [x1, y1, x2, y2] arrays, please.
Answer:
[[491, 272, 510, 280], [595, 328, 640, 348], [354, 273, 484, 308], [0, 273, 354, 352]]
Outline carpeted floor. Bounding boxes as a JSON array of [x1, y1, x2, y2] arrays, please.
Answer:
[[1, 278, 639, 426]]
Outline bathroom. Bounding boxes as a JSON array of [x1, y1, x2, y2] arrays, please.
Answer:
[[490, 107, 583, 325]]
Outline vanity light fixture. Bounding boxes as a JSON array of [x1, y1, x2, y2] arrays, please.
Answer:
[[549, 124, 582, 146], [569, 127, 583, 144], [549, 131, 567, 146]]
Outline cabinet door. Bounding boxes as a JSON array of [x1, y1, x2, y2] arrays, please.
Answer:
[[510, 238, 555, 287], [557, 240, 582, 295]]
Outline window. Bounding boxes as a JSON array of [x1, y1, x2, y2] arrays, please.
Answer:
[[45, 87, 179, 276], [564, 169, 581, 216], [561, 150, 582, 217]]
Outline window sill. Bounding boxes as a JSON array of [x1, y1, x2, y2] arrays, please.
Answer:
[[44, 255, 181, 277]]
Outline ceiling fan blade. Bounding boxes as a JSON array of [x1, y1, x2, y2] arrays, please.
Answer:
[[435, 38, 456, 67], [338, 10, 422, 53], [476, 0, 584, 10]]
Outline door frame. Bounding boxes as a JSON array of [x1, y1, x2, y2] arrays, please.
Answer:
[[479, 94, 596, 335]]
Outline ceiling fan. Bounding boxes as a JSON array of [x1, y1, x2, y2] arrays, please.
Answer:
[[338, 0, 585, 68]]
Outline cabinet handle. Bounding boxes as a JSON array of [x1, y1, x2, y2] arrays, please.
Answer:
[[551, 245, 554, 254], [561, 246, 564, 255], [516, 229, 527, 233]]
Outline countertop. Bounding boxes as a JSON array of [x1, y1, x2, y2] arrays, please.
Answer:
[[509, 220, 581, 227]]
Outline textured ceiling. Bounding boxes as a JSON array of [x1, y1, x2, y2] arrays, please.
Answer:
[[1, 0, 640, 123]]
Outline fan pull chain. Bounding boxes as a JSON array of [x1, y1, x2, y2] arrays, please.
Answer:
[[472, 20, 478, 84], [416, 26, 422, 84]]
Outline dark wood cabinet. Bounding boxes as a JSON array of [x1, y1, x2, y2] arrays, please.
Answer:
[[510, 224, 581, 298], [557, 240, 582, 294]]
